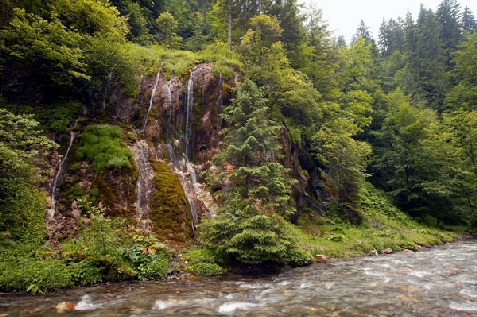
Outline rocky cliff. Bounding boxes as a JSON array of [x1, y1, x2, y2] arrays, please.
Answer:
[[47, 62, 310, 247]]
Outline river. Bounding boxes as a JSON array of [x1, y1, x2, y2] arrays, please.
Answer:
[[2, 240, 477, 316]]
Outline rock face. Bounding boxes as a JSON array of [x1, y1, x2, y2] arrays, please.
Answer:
[[48, 62, 310, 245]]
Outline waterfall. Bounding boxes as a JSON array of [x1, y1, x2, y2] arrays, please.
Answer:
[[185, 70, 196, 160], [49, 125, 77, 219], [130, 140, 154, 231], [164, 71, 200, 228], [101, 70, 113, 112], [141, 67, 161, 133]]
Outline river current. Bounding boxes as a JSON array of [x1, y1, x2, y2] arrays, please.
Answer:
[[2, 240, 477, 316]]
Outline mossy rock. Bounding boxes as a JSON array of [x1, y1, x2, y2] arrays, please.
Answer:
[[150, 162, 193, 242]]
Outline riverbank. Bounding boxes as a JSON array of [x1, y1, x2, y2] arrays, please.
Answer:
[[0, 183, 463, 294], [293, 183, 460, 259], [2, 240, 477, 316]]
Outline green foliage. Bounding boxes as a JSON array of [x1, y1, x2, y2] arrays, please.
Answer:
[[70, 260, 105, 286], [181, 247, 224, 275], [0, 109, 55, 244], [63, 210, 135, 282], [158, 49, 197, 76], [0, 257, 73, 294], [77, 124, 133, 172], [295, 182, 457, 258], [126, 245, 168, 280], [156, 12, 180, 49], [200, 41, 243, 79]]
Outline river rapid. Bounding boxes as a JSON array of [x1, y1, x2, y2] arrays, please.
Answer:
[[2, 240, 477, 316]]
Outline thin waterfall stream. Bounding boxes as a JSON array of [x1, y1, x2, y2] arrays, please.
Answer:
[[164, 70, 199, 228], [101, 70, 113, 112], [49, 122, 78, 219], [141, 66, 161, 133], [130, 140, 154, 231]]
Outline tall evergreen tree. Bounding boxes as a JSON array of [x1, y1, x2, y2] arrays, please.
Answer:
[[436, 0, 462, 67], [462, 6, 476, 33], [200, 79, 308, 265]]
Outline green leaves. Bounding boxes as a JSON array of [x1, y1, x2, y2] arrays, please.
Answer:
[[77, 124, 133, 172], [0, 109, 54, 244]]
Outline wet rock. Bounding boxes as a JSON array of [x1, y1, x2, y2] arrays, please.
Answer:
[[401, 249, 413, 253], [382, 248, 393, 254], [368, 249, 379, 256], [315, 255, 327, 263], [56, 301, 76, 312]]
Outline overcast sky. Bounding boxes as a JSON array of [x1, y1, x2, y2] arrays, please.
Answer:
[[307, 0, 477, 43]]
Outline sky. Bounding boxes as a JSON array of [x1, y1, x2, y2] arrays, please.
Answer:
[[308, 0, 477, 43]]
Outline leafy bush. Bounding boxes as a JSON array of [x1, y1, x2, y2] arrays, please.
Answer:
[[70, 260, 104, 286], [0, 257, 73, 294], [181, 247, 224, 276], [77, 124, 133, 172], [62, 210, 136, 282], [126, 245, 168, 280]]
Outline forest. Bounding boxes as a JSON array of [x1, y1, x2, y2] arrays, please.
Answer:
[[0, 0, 476, 293]]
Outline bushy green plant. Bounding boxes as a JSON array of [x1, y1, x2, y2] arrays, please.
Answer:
[[126, 245, 168, 280], [77, 124, 133, 172], [63, 208, 136, 282], [0, 257, 73, 294], [70, 260, 104, 286], [181, 247, 224, 275], [199, 42, 243, 75], [69, 162, 81, 172], [158, 50, 198, 76]]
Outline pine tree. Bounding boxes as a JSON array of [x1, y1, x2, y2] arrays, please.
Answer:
[[199, 79, 309, 266], [462, 6, 476, 33]]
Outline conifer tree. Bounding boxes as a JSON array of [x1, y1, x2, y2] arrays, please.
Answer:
[[200, 79, 308, 266]]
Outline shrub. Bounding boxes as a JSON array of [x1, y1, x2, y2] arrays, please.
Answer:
[[70, 260, 104, 286], [182, 247, 224, 276], [77, 124, 133, 172], [126, 245, 168, 280], [0, 257, 73, 294]]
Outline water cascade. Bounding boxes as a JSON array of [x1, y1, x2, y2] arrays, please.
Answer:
[[164, 71, 199, 228], [49, 124, 77, 219], [141, 67, 161, 133], [130, 140, 154, 231], [185, 70, 196, 160], [101, 70, 113, 112]]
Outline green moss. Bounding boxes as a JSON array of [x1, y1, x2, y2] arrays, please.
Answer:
[[92, 171, 135, 218], [150, 162, 193, 242]]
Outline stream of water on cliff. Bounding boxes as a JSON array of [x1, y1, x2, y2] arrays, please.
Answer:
[[164, 71, 199, 227], [141, 67, 161, 133], [130, 140, 154, 230], [3, 240, 477, 316], [49, 125, 77, 219]]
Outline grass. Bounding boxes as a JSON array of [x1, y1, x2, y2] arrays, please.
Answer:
[[294, 182, 458, 258]]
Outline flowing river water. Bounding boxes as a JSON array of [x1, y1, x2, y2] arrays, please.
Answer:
[[2, 240, 477, 316]]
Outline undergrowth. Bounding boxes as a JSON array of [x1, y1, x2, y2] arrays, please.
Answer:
[[295, 182, 458, 258]]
